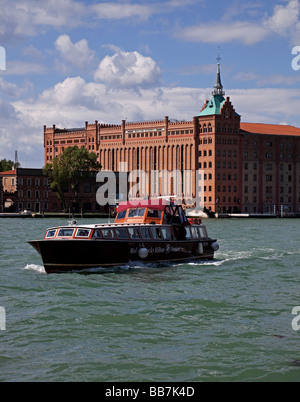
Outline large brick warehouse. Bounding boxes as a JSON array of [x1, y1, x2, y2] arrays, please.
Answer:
[[44, 63, 300, 214]]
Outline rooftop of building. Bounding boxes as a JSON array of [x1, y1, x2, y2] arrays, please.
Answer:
[[240, 122, 300, 137], [0, 168, 44, 176]]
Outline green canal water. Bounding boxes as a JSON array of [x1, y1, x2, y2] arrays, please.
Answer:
[[0, 217, 299, 382]]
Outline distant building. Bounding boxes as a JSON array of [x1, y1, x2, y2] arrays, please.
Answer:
[[0, 168, 101, 213], [43, 62, 300, 214], [0, 168, 50, 212]]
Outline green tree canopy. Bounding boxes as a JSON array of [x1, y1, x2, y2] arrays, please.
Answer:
[[0, 159, 16, 172], [43, 146, 101, 211]]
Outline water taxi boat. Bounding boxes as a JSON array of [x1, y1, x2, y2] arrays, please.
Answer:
[[28, 199, 219, 274]]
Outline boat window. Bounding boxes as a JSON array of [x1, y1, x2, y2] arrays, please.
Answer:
[[116, 210, 126, 220], [101, 228, 116, 239], [128, 208, 145, 217], [199, 226, 208, 238], [46, 229, 56, 238], [190, 227, 199, 238], [185, 227, 193, 239], [139, 227, 152, 239], [93, 229, 102, 238], [57, 228, 74, 237], [160, 227, 172, 240], [75, 229, 91, 237], [128, 227, 140, 239], [115, 228, 129, 239], [147, 209, 162, 218], [151, 227, 163, 239]]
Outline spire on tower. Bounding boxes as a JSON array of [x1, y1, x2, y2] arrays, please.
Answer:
[[14, 150, 19, 168], [212, 47, 225, 97]]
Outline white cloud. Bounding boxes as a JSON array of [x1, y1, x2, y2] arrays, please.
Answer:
[[94, 48, 162, 89], [179, 0, 300, 45], [30, 0, 86, 28], [179, 21, 268, 45], [264, 0, 299, 36], [4, 60, 48, 76], [0, 78, 34, 101], [235, 71, 300, 86], [0, 0, 194, 44], [90, 1, 199, 21], [0, 0, 86, 43], [230, 87, 300, 124], [55, 34, 98, 71], [22, 45, 45, 60], [91, 2, 153, 20], [40, 76, 89, 107]]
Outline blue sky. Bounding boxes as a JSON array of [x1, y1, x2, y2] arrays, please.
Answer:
[[1, 0, 300, 167]]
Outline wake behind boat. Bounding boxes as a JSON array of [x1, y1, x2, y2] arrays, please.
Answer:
[[28, 199, 219, 273]]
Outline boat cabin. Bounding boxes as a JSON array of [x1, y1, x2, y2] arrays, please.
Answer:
[[44, 223, 209, 241], [114, 199, 190, 226], [42, 200, 210, 242]]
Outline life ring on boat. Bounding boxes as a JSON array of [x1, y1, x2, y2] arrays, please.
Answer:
[[138, 247, 149, 259], [188, 217, 202, 224], [211, 242, 219, 251]]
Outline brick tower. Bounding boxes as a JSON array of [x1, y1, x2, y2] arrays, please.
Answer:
[[196, 61, 242, 213]]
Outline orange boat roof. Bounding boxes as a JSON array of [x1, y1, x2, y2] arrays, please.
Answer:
[[240, 122, 300, 137], [117, 199, 168, 213]]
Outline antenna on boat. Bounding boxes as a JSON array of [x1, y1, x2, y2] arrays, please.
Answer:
[[68, 214, 78, 226], [108, 206, 111, 223]]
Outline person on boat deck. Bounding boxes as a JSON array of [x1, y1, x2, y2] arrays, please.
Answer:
[[105, 230, 113, 238]]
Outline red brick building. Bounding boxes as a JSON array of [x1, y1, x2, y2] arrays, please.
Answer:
[[0, 168, 50, 212], [44, 63, 300, 214], [0, 168, 100, 213]]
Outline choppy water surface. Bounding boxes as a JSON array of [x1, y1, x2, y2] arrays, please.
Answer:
[[0, 217, 300, 382]]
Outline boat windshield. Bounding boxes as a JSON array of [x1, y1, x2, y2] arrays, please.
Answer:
[[75, 229, 91, 237], [46, 229, 56, 238], [147, 209, 162, 218], [57, 228, 74, 237], [128, 208, 145, 217], [115, 210, 126, 220]]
